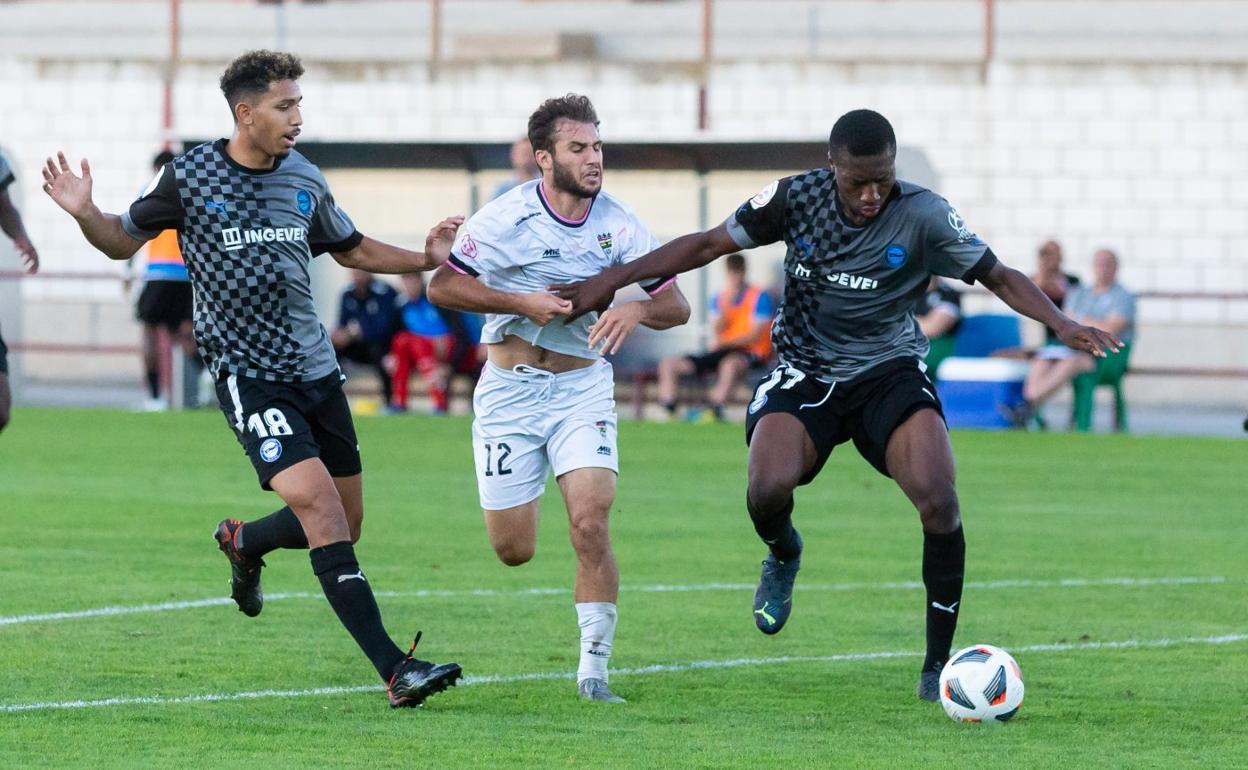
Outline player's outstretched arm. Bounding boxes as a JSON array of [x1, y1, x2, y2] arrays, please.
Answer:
[[427, 264, 571, 327], [0, 188, 38, 273], [332, 216, 464, 274], [551, 223, 740, 320], [979, 261, 1122, 358], [587, 283, 691, 356], [42, 152, 143, 261]]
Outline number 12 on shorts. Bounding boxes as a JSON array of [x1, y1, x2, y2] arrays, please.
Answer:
[[483, 442, 512, 476], [246, 408, 293, 438]]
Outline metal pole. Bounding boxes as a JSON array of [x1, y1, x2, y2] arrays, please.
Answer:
[[430, 0, 442, 80], [981, 0, 995, 84], [696, 171, 710, 344], [698, 0, 712, 131], [162, 0, 180, 150], [275, 0, 288, 51]]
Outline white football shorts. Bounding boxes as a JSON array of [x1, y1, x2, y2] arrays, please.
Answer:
[[471, 359, 619, 510]]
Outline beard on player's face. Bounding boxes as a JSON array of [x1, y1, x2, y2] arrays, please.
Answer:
[[551, 154, 601, 198]]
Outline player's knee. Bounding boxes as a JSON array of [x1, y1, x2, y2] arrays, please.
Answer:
[[916, 485, 960, 533], [747, 476, 797, 519], [568, 515, 610, 556], [493, 540, 534, 566]]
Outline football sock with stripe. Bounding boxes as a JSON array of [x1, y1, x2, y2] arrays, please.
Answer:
[[922, 525, 965, 671], [237, 506, 308, 558], [310, 541, 405, 681]]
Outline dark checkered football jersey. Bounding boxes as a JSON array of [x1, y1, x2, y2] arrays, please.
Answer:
[[0, 151, 15, 191], [726, 169, 995, 382], [121, 140, 362, 382]]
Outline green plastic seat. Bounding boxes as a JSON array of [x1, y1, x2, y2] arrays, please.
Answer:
[[1071, 344, 1131, 432]]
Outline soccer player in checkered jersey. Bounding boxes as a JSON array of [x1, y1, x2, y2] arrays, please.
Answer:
[[42, 50, 464, 708], [553, 109, 1121, 702], [427, 94, 690, 703], [0, 147, 40, 434]]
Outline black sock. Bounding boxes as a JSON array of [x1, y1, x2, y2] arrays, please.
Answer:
[[747, 494, 802, 562], [237, 506, 308, 559], [145, 369, 160, 399], [660, 399, 677, 415], [711, 404, 725, 420], [922, 525, 966, 671], [310, 542, 406, 681]]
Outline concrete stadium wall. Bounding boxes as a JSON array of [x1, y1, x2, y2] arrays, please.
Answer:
[[0, 0, 1245, 405]]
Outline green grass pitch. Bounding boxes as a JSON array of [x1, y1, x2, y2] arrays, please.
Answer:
[[0, 408, 1245, 768]]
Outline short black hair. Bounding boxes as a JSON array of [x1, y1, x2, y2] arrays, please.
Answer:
[[153, 150, 175, 170], [219, 50, 304, 112], [725, 253, 746, 273], [528, 94, 600, 155], [828, 109, 896, 158]]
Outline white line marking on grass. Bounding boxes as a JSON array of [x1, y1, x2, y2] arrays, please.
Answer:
[[2, 633, 1244, 714], [0, 576, 1227, 628]]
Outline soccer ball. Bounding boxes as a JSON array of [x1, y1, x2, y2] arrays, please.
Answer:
[[938, 644, 1024, 724]]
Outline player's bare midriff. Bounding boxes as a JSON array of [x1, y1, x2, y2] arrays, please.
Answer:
[[488, 334, 596, 373]]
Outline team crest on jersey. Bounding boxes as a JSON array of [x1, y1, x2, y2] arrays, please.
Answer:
[[884, 244, 908, 269], [295, 189, 313, 214], [597, 232, 613, 258], [259, 438, 283, 463], [594, 420, 608, 436]]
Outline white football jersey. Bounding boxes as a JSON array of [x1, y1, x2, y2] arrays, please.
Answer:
[[447, 180, 673, 360]]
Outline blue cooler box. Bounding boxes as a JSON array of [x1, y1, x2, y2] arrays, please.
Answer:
[[935, 357, 1029, 430]]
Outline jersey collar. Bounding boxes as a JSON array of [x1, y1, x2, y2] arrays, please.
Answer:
[[536, 181, 596, 228], [215, 139, 285, 175]]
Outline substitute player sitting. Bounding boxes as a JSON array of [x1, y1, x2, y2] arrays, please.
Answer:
[[553, 109, 1120, 703], [428, 94, 690, 704]]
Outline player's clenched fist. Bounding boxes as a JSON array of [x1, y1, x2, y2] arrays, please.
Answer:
[[517, 292, 573, 326]]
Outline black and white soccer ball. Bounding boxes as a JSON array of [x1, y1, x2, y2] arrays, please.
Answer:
[[938, 644, 1024, 724]]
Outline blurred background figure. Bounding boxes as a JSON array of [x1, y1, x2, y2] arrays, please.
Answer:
[[1017, 248, 1135, 424], [490, 137, 540, 200], [332, 269, 398, 405], [916, 276, 962, 376], [387, 272, 483, 414], [126, 150, 202, 411], [1030, 239, 1081, 345], [0, 146, 38, 433], [655, 253, 772, 422]]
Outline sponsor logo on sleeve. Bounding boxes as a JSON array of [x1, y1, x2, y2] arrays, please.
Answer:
[[295, 189, 313, 214], [947, 207, 980, 244], [750, 180, 780, 209], [460, 233, 479, 259]]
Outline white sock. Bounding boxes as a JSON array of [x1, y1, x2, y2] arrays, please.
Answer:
[[575, 602, 617, 684]]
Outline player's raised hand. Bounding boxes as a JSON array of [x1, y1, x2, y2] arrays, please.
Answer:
[[42, 152, 95, 219], [519, 291, 573, 327], [424, 215, 465, 266], [587, 301, 644, 356], [14, 236, 38, 274], [549, 272, 616, 321], [1057, 322, 1122, 358]]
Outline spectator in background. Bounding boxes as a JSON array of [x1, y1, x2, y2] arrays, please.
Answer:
[[490, 137, 540, 200], [0, 148, 39, 433], [916, 276, 961, 375], [1031, 239, 1080, 344], [127, 150, 203, 411], [332, 269, 398, 404], [656, 253, 773, 422], [1016, 248, 1135, 423], [388, 272, 483, 414]]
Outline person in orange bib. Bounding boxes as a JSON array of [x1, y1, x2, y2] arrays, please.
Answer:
[[656, 253, 774, 421], [127, 150, 202, 409]]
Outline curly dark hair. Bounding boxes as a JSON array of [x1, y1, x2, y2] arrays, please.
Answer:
[[219, 50, 304, 111], [527, 94, 600, 155]]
